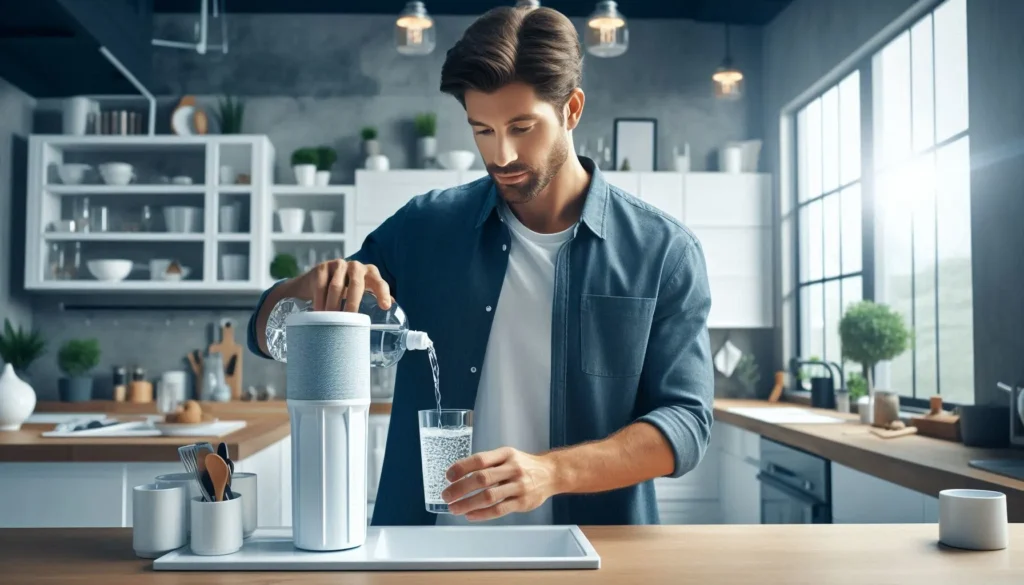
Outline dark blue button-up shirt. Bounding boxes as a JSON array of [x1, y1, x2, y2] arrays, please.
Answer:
[[247, 157, 714, 526]]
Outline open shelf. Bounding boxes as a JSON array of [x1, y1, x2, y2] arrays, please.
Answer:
[[217, 234, 250, 242], [273, 185, 352, 196], [44, 232, 205, 242], [45, 185, 207, 195], [271, 233, 346, 242]]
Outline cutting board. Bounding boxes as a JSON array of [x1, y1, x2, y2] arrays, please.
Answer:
[[208, 319, 243, 400]]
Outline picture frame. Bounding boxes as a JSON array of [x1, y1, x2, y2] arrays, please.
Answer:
[[612, 118, 657, 172]]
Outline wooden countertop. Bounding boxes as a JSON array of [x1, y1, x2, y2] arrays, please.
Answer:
[[34, 399, 394, 416], [715, 399, 1024, 521], [0, 414, 291, 463], [1, 524, 1021, 584]]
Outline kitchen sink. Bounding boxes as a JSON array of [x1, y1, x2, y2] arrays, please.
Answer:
[[724, 406, 846, 424]]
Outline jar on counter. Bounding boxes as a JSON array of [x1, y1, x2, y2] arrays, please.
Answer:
[[112, 366, 128, 402]]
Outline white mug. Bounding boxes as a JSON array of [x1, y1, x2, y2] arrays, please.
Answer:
[[157, 371, 187, 414], [939, 489, 1009, 551], [133, 483, 187, 558], [190, 496, 243, 556]]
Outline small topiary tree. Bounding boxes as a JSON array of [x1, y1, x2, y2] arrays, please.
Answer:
[[839, 300, 912, 395]]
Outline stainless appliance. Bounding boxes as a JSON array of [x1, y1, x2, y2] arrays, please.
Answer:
[[757, 438, 831, 524]]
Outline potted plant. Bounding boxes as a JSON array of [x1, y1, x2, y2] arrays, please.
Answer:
[[734, 354, 761, 398], [291, 147, 318, 187], [214, 95, 245, 134], [839, 300, 912, 424], [414, 112, 437, 168], [0, 318, 46, 384], [315, 146, 337, 186], [57, 338, 101, 402], [361, 126, 389, 170], [270, 253, 301, 280]]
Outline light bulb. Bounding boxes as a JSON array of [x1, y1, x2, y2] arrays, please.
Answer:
[[515, 0, 541, 9], [585, 1, 628, 58], [713, 65, 744, 100], [395, 1, 435, 56]]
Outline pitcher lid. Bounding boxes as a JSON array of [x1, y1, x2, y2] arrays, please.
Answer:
[[286, 311, 370, 327]]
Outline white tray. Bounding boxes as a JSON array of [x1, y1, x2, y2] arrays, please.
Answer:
[[42, 420, 247, 438], [153, 526, 601, 571]]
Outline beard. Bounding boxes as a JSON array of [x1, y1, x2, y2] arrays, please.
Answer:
[[488, 133, 570, 205]]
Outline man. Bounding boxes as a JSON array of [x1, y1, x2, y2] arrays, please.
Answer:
[[247, 6, 714, 526]]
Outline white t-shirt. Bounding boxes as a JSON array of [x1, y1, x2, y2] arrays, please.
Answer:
[[436, 202, 575, 526]]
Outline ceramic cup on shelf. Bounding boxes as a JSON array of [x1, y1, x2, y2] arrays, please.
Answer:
[[190, 495, 243, 556], [219, 203, 241, 233], [220, 254, 248, 281], [276, 208, 306, 234], [133, 483, 187, 558], [939, 489, 1008, 550], [310, 210, 336, 233], [99, 162, 134, 186]]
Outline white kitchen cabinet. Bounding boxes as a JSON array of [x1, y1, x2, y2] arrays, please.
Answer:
[[654, 423, 722, 524], [639, 172, 684, 223], [354, 170, 461, 226], [716, 422, 762, 524], [25, 134, 276, 294], [683, 173, 772, 228], [600, 171, 640, 196], [831, 462, 933, 524]]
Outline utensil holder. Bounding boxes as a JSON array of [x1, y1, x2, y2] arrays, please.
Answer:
[[155, 472, 204, 534], [190, 495, 243, 556], [133, 483, 187, 558], [230, 472, 258, 539], [939, 489, 1008, 550]]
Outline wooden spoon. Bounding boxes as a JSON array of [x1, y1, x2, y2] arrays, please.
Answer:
[[205, 452, 231, 502]]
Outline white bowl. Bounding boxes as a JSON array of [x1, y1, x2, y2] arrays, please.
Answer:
[[99, 162, 134, 186], [437, 150, 476, 171], [277, 208, 306, 234], [87, 259, 133, 282], [309, 210, 336, 233], [57, 164, 91, 185]]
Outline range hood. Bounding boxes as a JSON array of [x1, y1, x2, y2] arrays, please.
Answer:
[[0, 0, 153, 98]]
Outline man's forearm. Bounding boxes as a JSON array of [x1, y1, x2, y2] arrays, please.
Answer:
[[545, 422, 675, 495]]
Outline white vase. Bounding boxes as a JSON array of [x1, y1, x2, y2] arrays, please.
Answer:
[[0, 364, 36, 431], [365, 154, 390, 171], [315, 170, 331, 186], [364, 139, 381, 157], [292, 164, 316, 187], [417, 136, 437, 168]]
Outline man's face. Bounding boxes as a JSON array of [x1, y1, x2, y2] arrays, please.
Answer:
[[464, 82, 570, 205]]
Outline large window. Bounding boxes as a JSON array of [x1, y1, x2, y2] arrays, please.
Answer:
[[794, 0, 973, 405]]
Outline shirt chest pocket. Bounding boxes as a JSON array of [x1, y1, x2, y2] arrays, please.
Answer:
[[580, 294, 657, 378]]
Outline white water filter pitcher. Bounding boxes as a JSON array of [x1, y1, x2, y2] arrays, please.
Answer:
[[285, 311, 371, 551]]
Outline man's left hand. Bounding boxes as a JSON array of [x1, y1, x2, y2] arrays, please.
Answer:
[[441, 447, 559, 521]]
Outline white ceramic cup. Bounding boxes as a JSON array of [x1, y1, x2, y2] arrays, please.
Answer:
[[157, 371, 188, 414], [190, 495, 243, 556], [220, 254, 248, 281], [230, 472, 258, 539], [939, 489, 1009, 551], [310, 210, 336, 233], [219, 204, 241, 233], [155, 472, 204, 534], [133, 483, 187, 558], [219, 165, 236, 185], [277, 208, 306, 233]]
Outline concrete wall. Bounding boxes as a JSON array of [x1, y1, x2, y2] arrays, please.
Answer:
[[0, 77, 34, 358]]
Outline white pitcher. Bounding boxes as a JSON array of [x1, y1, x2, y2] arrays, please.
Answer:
[[0, 364, 37, 431]]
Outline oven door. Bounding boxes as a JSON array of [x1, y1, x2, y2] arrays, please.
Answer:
[[758, 471, 830, 524]]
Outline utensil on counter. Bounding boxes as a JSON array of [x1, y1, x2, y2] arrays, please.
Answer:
[[179, 443, 216, 502], [205, 453, 231, 502], [217, 441, 234, 474]]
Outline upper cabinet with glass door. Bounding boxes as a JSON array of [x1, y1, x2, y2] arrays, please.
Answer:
[[24, 135, 273, 293]]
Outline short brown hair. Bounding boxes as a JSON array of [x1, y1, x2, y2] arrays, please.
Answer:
[[440, 7, 583, 111]]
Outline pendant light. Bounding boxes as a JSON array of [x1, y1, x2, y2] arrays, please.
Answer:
[[515, 0, 541, 9], [395, 1, 436, 56], [585, 1, 628, 58], [712, 24, 744, 100]]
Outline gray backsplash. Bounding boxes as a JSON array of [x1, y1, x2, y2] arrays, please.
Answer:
[[20, 11, 773, 400]]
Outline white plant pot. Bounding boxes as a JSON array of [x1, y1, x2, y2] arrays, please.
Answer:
[[0, 364, 36, 431], [365, 154, 390, 171], [293, 164, 317, 187], [364, 139, 381, 157], [417, 136, 437, 168], [315, 170, 331, 187]]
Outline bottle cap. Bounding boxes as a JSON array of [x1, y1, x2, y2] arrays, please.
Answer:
[[405, 330, 432, 351]]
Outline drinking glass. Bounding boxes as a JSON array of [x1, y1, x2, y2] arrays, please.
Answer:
[[418, 409, 473, 514]]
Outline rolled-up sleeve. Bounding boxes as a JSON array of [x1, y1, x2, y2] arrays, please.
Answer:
[[634, 233, 714, 478]]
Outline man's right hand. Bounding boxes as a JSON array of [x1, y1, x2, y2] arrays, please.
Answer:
[[292, 259, 392, 313], [255, 259, 392, 357]]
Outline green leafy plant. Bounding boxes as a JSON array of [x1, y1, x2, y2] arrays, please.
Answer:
[[57, 338, 101, 378], [291, 147, 318, 167], [414, 112, 436, 138], [846, 371, 868, 400], [214, 95, 245, 134], [270, 253, 300, 280], [316, 146, 338, 171], [735, 354, 761, 396], [361, 126, 378, 141], [839, 300, 912, 393], [0, 319, 46, 373]]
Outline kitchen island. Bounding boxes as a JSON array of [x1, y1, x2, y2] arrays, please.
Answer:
[[1, 524, 1021, 584]]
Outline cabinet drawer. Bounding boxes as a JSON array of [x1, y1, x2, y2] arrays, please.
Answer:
[[639, 172, 684, 222], [832, 463, 926, 524], [684, 173, 771, 227], [601, 171, 641, 196], [655, 446, 719, 500], [716, 422, 760, 463], [691, 227, 771, 278], [706, 274, 773, 328]]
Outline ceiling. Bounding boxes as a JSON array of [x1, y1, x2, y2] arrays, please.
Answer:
[[153, 0, 795, 26]]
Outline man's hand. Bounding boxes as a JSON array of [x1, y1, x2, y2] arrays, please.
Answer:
[[255, 259, 392, 356], [441, 447, 559, 522]]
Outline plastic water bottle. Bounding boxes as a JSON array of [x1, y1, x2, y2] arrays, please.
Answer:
[[266, 293, 431, 365]]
